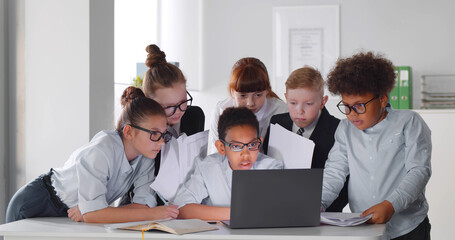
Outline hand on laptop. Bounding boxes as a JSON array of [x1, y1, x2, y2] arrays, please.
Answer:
[[361, 200, 395, 224]]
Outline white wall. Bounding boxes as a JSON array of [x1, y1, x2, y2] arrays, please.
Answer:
[[0, 0, 7, 224], [114, 0, 158, 121], [161, 0, 455, 128], [89, 0, 114, 137], [24, 0, 90, 181], [159, 0, 203, 91], [6, 0, 114, 186], [7, 0, 26, 203]]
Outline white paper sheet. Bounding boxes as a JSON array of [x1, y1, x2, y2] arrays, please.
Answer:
[[320, 212, 372, 226], [151, 130, 209, 202], [267, 123, 315, 169]]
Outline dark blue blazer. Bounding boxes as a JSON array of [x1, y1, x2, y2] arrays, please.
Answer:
[[263, 107, 349, 212]]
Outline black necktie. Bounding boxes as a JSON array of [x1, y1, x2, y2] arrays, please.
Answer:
[[297, 128, 305, 136]]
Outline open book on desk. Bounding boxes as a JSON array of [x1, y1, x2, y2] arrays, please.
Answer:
[[105, 218, 218, 235], [320, 212, 372, 227]]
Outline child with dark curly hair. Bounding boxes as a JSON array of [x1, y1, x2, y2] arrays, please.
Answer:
[[173, 107, 283, 221], [321, 52, 431, 240]]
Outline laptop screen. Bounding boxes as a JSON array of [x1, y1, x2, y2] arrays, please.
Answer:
[[228, 168, 323, 229]]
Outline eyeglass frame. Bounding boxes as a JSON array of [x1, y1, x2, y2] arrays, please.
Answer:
[[163, 91, 193, 117], [128, 124, 173, 143], [336, 96, 378, 115], [220, 138, 262, 152]]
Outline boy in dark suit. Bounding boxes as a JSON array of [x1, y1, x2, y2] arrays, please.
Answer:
[[263, 66, 348, 212]]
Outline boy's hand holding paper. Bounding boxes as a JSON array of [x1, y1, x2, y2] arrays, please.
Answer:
[[361, 200, 395, 224]]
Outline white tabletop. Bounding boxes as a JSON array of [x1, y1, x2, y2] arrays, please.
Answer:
[[0, 217, 385, 240]]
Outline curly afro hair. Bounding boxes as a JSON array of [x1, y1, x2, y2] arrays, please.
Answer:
[[327, 51, 396, 96]]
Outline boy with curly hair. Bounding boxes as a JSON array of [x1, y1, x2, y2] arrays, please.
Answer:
[[321, 52, 431, 240]]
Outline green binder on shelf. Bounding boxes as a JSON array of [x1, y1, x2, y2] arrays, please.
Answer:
[[389, 68, 400, 109], [389, 66, 412, 109], [397, 66, 412, 109]]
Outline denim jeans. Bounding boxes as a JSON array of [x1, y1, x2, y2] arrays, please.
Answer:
[[6, 169, 69, 223]]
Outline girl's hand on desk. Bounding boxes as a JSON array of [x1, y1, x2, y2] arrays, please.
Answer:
[[68, 205, 83, 222], [361, 200, 395, 224], [150, 204, 179, 219]]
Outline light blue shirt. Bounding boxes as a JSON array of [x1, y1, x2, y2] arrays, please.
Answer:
[[51, 130, 157, 215], [173, 152, 284, 207], [321, 107, 431, 239]]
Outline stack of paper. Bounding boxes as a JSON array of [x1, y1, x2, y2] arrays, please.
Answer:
[[268, 123, 315, 169], [320, 212, 372, 227], [151, 130, 208, 202]]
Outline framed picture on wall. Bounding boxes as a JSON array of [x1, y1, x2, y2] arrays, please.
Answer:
[[273, 5, 340, 98]]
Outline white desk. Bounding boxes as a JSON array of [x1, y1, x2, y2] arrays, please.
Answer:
[[0, 217, 385, 240]]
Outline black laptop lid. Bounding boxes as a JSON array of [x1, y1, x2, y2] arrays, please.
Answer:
[[229, 168, 323, 229]]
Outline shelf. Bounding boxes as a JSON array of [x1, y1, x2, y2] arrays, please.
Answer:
[[421, 74, 455, 109]]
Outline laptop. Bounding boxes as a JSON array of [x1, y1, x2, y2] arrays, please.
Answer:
[[222, 168, 323, 229]]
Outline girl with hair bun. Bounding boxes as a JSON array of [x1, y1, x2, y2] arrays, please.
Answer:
[[143, 44, 204, 135], [143, 44, 205, 174], [6, 86, 179, 223], [207, 57, 287, 154], [118, 44, 205, 206]]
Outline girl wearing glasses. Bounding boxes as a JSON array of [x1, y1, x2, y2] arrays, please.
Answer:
[[321, 52, 431, 240], [118, 44, 206, 206], [6, 86, 178, 223], [143, 44, 205, 173], [173, 107, 283, 221], [144, 44, 204, 139], [207, 57, 287, 154]]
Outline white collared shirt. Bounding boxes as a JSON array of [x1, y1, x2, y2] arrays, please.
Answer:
[[321, 108, 431, 239], [173, 152, 284, 207], [291, 110, 321, 139], [51, 130, 157, 215], [208, 97, 288, 154]]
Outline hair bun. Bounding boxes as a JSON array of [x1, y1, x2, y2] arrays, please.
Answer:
[[120, 86, 146, 108], [145, 44, 167, 68]]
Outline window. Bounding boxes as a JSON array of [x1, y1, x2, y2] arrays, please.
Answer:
[[114, 0, 158, 120]]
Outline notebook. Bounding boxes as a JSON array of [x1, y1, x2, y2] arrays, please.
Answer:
[[222, 168, 323, 229], [105, 218, 218, 235]]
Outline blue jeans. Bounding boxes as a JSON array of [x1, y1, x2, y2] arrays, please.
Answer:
[[6, 170, 69, 223]]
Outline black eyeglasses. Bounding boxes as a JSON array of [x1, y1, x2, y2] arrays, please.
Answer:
[[129, 124, 172, 143], [163, 91, 193, 117], [337, 96, 378, 115], [221, 138, 262, 152]]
